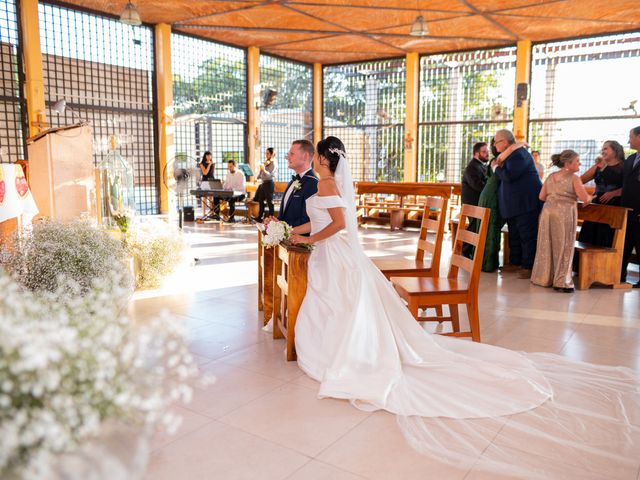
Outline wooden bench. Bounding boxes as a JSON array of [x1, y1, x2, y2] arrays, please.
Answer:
[[356, 182, 460, 231], [574, 203, 631, 290]]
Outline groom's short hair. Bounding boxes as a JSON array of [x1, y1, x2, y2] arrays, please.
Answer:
[[292, 139, 315, 162]]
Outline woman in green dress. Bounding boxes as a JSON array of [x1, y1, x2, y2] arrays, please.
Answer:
[[477, 157, 504, 272]]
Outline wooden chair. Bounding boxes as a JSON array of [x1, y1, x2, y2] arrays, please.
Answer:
[[391, 204, 490, 342], [373, 196, 448, 279]]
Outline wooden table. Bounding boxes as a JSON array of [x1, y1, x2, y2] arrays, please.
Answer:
[[273, 243, 310, 361]]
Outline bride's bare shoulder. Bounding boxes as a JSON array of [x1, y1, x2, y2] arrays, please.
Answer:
[[317, 177, 339, 196]]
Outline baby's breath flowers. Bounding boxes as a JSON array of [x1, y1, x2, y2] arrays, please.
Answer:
[[0, 271, 199, 479], [125, 219, 187, 289], [4, 219, 131, 294]]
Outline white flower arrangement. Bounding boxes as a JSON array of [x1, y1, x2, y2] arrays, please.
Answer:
[[0, 271, 199, 479], [4, 220, 131, 294], [261, 220, 292, 248], [111, 207, 135, 234], [125, 219, 187, 289], [261, 221, 313, 251], [291, 179, 302, 192]]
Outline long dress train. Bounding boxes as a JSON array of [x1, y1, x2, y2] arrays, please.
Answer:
[[294, 190, 640, 478]]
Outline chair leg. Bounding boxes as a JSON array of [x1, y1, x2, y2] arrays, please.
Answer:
[[435, 305, 444, 317], [467, 300, 481, 342], [408, 299, 420, 320], [450, 304, 460, 332]]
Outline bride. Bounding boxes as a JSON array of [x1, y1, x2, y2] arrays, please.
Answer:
[[287, 136, 640, 478]]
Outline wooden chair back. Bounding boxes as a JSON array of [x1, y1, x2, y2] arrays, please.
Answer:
[[415, 196, 448, 276], [447, 205, 489, 288]]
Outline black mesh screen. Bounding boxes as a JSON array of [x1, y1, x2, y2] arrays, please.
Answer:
[[39, 2, 158, 214], [529, 33, 640, 173], [0, 0, 26, 163], [418, 47, 516, 182], [259, 54, 312, 182], [172, 33, 246, 206], [323, 59, 406, 182]]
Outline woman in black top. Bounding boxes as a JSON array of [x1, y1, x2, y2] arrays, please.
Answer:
[[199, 151, 215, 181], [578, 140, 625, 247]]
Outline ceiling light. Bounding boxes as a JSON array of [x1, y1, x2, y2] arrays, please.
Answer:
[[409, 15, 429, 37], [120, 1, 142, 26]]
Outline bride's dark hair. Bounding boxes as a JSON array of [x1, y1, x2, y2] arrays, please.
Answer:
[[316, 136, 346, 174]]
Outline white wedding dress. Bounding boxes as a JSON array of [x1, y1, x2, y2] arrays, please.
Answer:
[[292, 156, 640, 479]]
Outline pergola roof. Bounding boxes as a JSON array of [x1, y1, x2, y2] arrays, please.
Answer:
[[66, 1, 640, 64]]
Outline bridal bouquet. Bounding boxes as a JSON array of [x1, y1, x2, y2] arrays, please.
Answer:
[[261, 221, 313, 250]]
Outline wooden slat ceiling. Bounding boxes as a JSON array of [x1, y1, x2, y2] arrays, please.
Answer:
[[66, 1, 640, 64]]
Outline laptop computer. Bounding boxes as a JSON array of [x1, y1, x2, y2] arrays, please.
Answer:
[[200, 179, 222, 190]]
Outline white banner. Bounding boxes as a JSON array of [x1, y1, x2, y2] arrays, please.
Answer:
[[0, 164, 39, 224]]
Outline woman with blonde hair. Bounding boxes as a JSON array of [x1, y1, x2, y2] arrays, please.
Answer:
[[531, 150, 593, 292]]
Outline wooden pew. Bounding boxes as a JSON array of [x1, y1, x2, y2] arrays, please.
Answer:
[[243, 181, 289, 219], [273, 243, 311, 361], [257, 230, 275, 325], [574, 203, 631, 290], [356, 182, 460, 230]]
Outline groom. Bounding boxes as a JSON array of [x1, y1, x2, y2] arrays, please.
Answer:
[[266, 139, 318, 228]]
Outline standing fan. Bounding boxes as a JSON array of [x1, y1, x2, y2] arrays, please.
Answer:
[[162, 153, 198, 228]]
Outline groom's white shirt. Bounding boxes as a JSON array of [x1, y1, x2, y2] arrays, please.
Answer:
[[282, 167, 312, 213]]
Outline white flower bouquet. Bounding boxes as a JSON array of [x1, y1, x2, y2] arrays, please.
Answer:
[[111, 207, 135, 234], [0, 271, 198, 479], [261, 221, 313, 250]]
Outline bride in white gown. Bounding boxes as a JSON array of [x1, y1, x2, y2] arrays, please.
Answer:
[[287, 137, 640, 479]]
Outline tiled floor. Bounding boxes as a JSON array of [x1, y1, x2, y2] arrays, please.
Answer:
[[133, 221, 640, 480]]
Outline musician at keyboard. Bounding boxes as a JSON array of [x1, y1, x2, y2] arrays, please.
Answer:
[[216, 159, 246, 223]]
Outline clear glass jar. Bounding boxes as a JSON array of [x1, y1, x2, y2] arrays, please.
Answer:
[[97, 135, 135, 231]]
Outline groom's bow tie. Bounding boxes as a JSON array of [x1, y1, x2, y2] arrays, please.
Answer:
[[292, 174, 301, 181]]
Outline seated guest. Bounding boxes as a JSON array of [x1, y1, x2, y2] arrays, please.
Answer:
[[621, 126, 640, 286], [577, 140, 624, 248], [493, 129, 542, 279], [532, 150, 593, 292], [218, 159, 246, 223], [531, 150, 545, 180], [461, 142, 489, 258]]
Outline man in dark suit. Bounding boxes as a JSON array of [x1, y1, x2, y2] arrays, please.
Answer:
[[461, 142, 489, 206], [620, 126, 640, 287], [493, 129, 542, 279], [272, 139, 318, 229], [461, 142, 489, 258]]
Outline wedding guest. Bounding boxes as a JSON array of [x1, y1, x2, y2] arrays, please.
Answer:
[[493, 129, 542, 279], [461, 142, 489, 258], [532, 150, 545, 179], [477, 139, 505, 272], [577, 140, 624, 248], [461, 142, 489, 206], [219, 160, 246, 223], [532, 150, 593, 292], [620, 126, 640, 286], [252, 147, 277, 222]]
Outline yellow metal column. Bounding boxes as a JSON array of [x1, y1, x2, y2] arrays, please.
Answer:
[[313, 63, 323, 146], [246, 46, 260, 176], [20, 0, 47, 137], [403, 52, 419, 182], [513, 40, 532, 142], [154, 23, 174, 214]]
